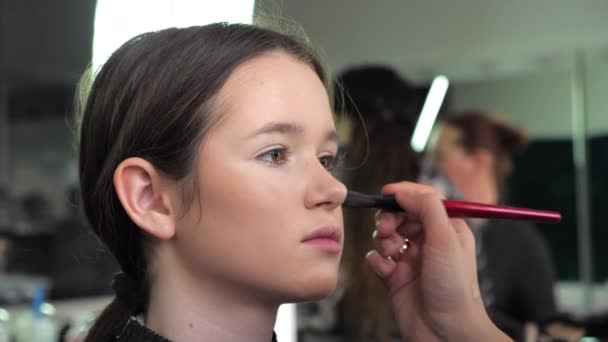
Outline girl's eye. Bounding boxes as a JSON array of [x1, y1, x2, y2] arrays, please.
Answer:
[[319, 155, 336, 171], [258, 148, 289, 165], [320, 149, 345, 173]]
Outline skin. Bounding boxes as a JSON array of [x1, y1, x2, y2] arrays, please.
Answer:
[[431, 125, 498, 206], [112, 51, 509, 341]]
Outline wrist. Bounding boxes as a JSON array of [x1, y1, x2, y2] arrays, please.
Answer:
[[451, 281, 511, 341], [449, 311, 511, 342]]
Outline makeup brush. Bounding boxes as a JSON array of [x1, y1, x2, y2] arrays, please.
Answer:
[[343, 191, 561, 223]]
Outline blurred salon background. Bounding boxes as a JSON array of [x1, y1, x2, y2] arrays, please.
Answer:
[[0, 0, 607, 341]]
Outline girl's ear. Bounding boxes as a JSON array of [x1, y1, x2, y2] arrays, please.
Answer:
[[114, 157, 177, 240]]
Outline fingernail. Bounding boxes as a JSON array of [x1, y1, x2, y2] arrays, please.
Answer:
[[374, 209, 382, 221], [365, 250, 375, 259], [372, 229, 378, 239], [375, 214, 386, 228]]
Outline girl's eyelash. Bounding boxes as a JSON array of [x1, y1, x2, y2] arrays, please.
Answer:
[[318, 155, 335, 171], [320, 148, 346, 173], [257, 147, 290, 166]]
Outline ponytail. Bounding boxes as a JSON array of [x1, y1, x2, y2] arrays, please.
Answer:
[[85, 297, 131, 341], [85, 272, 145, 340]]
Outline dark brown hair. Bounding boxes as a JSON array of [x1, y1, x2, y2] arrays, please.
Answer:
[[76, 23, 326, 340], [444, 111, 529, 198], [335, 66, 419, 341]]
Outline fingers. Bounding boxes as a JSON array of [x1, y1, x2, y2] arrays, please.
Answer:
[[374, 211, 406, 238], [451, 218, 476, 260], [381, 181, 441, 197], [382, 182, 458, 251], [374, 215, 421, 257], [368, 229, 421, 288], [375, 230, 407, 259], [397, 220, 424, 240], [366, 250, 396, 279], [368, 181, 464, 286], [376, 182, 440, 240], [450, 217, 470, 235]]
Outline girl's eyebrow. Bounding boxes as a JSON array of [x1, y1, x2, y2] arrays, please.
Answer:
[[247, 121, 338, 144]]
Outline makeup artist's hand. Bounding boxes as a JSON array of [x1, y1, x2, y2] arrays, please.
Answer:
[[366, 182, 511, 342]]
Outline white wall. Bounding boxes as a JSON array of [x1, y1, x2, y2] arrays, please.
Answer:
[[586, 53, 608, 137], [260, 0, 608, 82], [451, 70, 572, 139], [451, 54, 608, 139]]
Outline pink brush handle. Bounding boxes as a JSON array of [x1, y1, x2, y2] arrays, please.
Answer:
[[443, 200, 561, 223]]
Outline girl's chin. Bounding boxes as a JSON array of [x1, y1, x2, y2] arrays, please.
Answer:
[[285, 277, 338, 303]]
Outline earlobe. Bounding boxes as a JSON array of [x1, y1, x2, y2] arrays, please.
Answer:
[[113, 157, 177, 240]]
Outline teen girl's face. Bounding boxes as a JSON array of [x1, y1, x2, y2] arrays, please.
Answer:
[[174, 51, 347, 304]]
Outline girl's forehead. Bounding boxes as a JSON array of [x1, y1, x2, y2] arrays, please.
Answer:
[[212, 53, 332, 133]]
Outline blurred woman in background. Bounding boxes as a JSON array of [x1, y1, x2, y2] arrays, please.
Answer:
[[426, 111, 558, 340]]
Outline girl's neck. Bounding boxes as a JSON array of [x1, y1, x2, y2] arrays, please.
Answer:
[[145, 246, 278, 342]]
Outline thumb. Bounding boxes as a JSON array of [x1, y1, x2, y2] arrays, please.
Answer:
[[393, 191, 459, 251]]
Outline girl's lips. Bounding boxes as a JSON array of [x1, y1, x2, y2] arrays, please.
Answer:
[[301, 226, 342, 253]]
